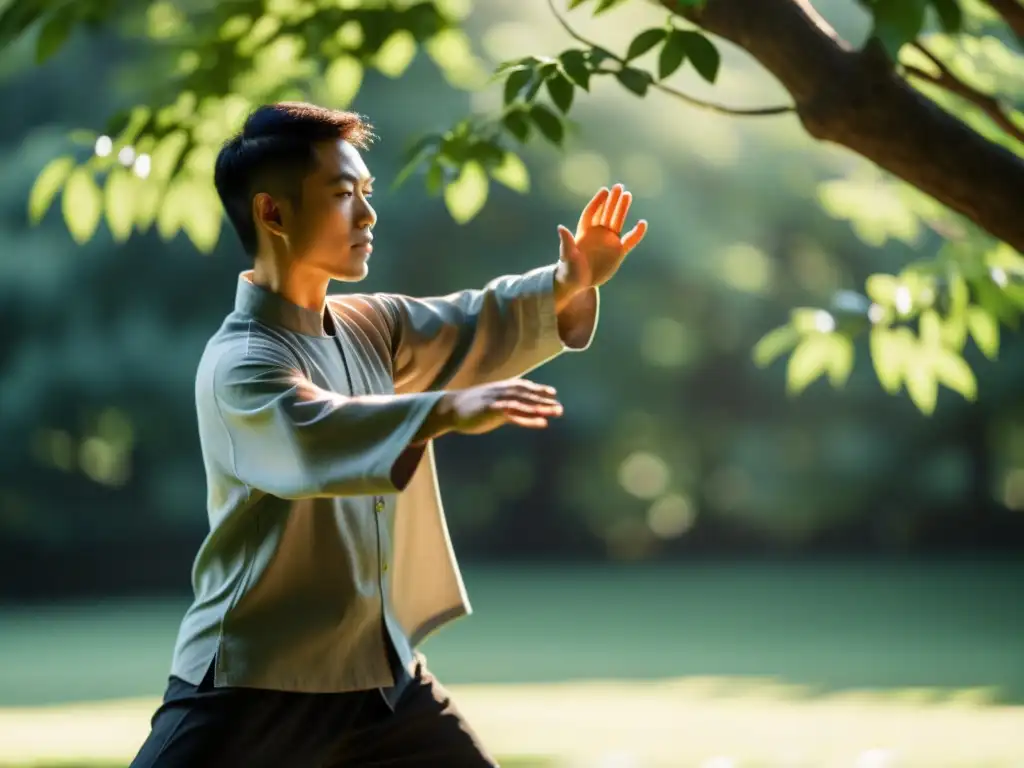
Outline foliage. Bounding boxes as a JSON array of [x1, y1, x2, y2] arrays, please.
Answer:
[[5, 0, 1024, 413]]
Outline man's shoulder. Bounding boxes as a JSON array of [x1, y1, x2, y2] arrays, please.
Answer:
[[328, 292, 397, 335], [198, 313, 298, 382]]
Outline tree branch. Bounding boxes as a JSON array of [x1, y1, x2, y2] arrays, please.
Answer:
[[982, 0, 1024, 43], [662, 0, 1024, 253], [904, 41, 1024, 145], [548, 0, 793, 116]]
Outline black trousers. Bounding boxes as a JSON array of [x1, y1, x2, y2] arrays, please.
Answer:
[[130, 656, 498, 767]]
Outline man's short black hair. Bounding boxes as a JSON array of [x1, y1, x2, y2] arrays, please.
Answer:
[[214, 102, 374, 257]]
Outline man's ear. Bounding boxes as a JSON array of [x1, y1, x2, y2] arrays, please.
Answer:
[[253, 192, 286, 239]]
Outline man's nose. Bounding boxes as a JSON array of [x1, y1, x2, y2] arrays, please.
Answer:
[[355, 197, 376, 229]]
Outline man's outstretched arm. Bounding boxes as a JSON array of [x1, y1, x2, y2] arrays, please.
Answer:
[[380, 184, 648, 395], [208, 339, 563, 498]]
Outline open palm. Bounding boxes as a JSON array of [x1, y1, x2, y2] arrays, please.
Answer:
[[557, 184, 648, 289]]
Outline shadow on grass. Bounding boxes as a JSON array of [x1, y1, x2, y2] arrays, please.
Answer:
[[2, 759, 558, 768]]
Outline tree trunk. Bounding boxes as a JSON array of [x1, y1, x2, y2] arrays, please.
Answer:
[[665, 0, 1024, 252]]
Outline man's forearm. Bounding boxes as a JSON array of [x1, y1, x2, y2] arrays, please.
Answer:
[[410, 393, 454, 446], [553, 261, 580, 315], [554, 264, 599, 350]]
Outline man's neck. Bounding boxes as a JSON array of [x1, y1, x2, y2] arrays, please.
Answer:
[[251, 257, 331, 316]]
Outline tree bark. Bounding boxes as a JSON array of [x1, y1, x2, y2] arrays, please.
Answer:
[[664, 0, 1024, 252], [984, 0, 1024, 43]]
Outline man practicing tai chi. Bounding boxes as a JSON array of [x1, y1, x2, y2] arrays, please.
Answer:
[[131, 101, 647, 767]]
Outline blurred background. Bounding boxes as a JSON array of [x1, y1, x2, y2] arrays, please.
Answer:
[[1, 0, 1022, 765]]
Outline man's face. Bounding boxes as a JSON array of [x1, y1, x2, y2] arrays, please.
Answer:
[[279, 139, 377, 281]]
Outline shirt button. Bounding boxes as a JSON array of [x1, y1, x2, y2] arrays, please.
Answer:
[[382, 562, 389, 573], [375, 499, 385, 513]]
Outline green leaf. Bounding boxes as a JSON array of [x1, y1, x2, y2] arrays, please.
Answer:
[[616, 66, 652, 96], [425, 161, 444, 196], [374, 30, 417, 78], [0, 3, 46, 52], [219, 14, 252, 40], [559, 49, 591, 90], [752, 325, 799, 368], [28, 155, 76, 224], [568, 0, 591, 9], [818, 178, 922, 247], [941, 313, 967, 352], [594, 0, 629, 14], [157, 178, 186, 241], [36, 7, 75, 65], [393, 136, 439, 189], [444, 161, 489, 224], [180, 179, 223, 254], [826, 335, 855, 387], [932, 348, 976, 401], [626, 28, 667, 61], [547, 73, 575, 113], [865, 274, 900, 306], [870, 0, 927, 60], [786, 335, 834, 395], [974, 278, 1018, 326], [503, 65, 534, 105], [790, 307, 834, 334], [61, 167, 102, 245], [658, 31, 687, 79], [104, 167, 137, 243], [966, 306, 999, 360], [503, 110, 532, 142], [985, 242, 1024, 273], [68, 129, 98, 146], [930, 0, 962, 33], [490, 152, 530, 193], [494, 56, 532, 75], [134, 181, 162, 232], [870, 326, 907, 394], [918, 308, 942, 347], [948, 272, 969, 315], [904, 351, 938, 415], [118, 106, 154, 146], [587, 47, 616, 66], [149, 130, 189, 184], [524, 64, 551, 101], [323, 56, 363, 108], [529, 104, 564, 145], [678, 30, 720, 83]]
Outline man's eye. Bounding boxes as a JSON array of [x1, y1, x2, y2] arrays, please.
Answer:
[[336, 191, 353, 199]]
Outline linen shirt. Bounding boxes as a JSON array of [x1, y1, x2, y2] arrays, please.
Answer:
[[169, 265, 598, 697]]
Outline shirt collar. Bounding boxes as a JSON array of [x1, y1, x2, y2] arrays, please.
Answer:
[[234, 271, 335, 338]]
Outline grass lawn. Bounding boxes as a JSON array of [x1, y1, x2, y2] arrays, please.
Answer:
[[2, 561, 1022, 766], [2, 679, 1023, 767]]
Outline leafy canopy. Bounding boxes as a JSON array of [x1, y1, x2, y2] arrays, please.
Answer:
[[6, 0, 1024, 414]]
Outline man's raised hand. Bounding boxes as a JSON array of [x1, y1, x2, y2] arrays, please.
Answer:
[[555, 183, 648, 296]]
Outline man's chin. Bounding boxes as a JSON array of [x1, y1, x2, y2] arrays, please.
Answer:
[[330, 260, 370, 283]]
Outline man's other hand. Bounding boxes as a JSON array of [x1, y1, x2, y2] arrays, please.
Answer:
[[414, 380, 563, 443], [554, 183, 648, 310]]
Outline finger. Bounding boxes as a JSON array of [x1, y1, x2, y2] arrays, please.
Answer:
[[578, 188, 609, 233], [493, 401, 564, 418], [621, 219, 648, 254], [601, 184, 623, 228], [507, 379, 557, 397], [505, 414, 549, 429], [610, 191, 632, 233], [557, 225, 576, 258], [507, 389, 562, 408]]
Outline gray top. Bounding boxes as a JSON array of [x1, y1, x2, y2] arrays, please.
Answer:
[[170, 265, 598, 695]]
